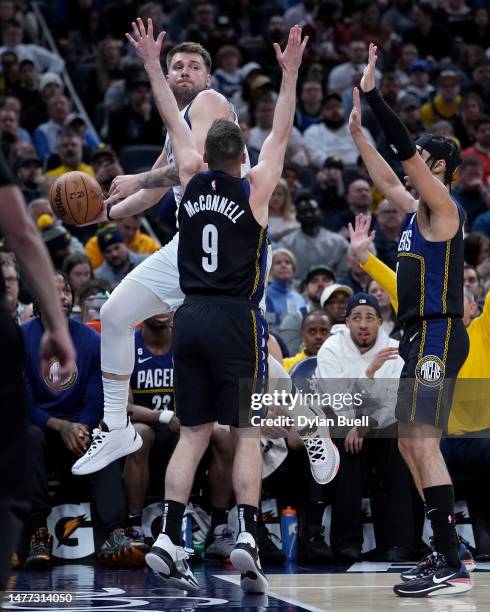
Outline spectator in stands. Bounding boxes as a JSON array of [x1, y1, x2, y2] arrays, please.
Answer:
[[211, 45, 242, 99], [0, 104, 30, 145], [462, 117, 490, 187], [39, 71, 63, 101], [85, 214, 160, 270], [1, 260, 28, 323], [90, 146, 123, 193], [284, 0, 319, 29], [404, 59, 433, 104], [64, 113, 100, 152], [420, 69, 462, 130], [13, 154, 43, 203], [347, 2, 393, 50], [320, 283, 353, 328], [464, 264, 482, 304], [373, 200, 404, 270], [279, 193, 348, 281], [294, 80, 324, 133], [78, 278, 111, 323], [332, 179, 375, 237], [452, 158, 489, 229], [38, 214, 82, 269], [304, 92, 374, 168], [248, 93, 309, 167], [64, 7, 102, 68], [0, 19, 64, 73], [94, 225, 147, 287], [10, 59, 44, 133], [62, 253, 93, 321], [94, 38, 124, 100], [454, 94, 485, 150], [316, 293, 418, 562], [107, 72, 164, 152], [381, 0, 414, 34], [368, 280, 399, 338], [268, 178, 299, 244], [340, 245, 376, 294], [328, 40, 380, 96], [283, 309, 331, 372], [311, 156, 347, 229], [45, 130, 95, 178], [23, 271, 147, 569], [33, 93, 70, 161], [266, 248, 307, 332], [229, 61, 261, 123], [403, 3, 453, 60], [469, 60, 490, 112]]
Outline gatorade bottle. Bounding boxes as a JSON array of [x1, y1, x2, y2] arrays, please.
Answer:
[[280, 506, 298, 560]]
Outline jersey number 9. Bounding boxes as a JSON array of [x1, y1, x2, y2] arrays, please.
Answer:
[[202, 224, 218, 272]]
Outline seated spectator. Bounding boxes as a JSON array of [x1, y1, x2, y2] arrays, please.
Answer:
[[283, 309, 331, 372], [33, 94, 71, 161], [0, 19, 64, 73], [294, 80, 324, 133], [467, 60, 490, 112], [266, 248, 307, 332], [248, 94, 309, 167], [464, 233, 490, 277], [94, 225, 147, 287], [268, 178, 299, 244], [85, 215, 160, 270], [347, 2, 393, 50], [279, 193, 349, 280], [64, 7, 102, 68], [391, 43, 418, 86], [420, 69, 462, 130], [464, 264, 482, 304], [79, 278, 111, 324], [381, 0, 414, 35], [328, 40, 380, 96], [404, 59, 434, 104], [454, 93, 485, 150], [93, 38, 124, 103], [90, 146, 123, 192], [45, 130, 95, 179], [368, 279, 399, 338], [10, 59, 44, 133], [279, 264, 336, 356], [64, 113, 100, 152], [62, 253, 93, 321], [320, 283, 353, 329], [0, 49, 19, 95], [13, 154, 43, 203], [1, 260, 29, 323], [340, 245, 375, 294], [311, 156, 347, 229], [374, 200, 405, 270], [22, 271, 147, 569], [462, 117, 490, 188], [37, 213, 83, 269], [331, 179, 375, 238], [211, 45, 242, 99], [304, 92, 374, 168], [229, 61, 261, 123], [452, 158, 489, 229], [107, 72, 164, 152], [403, 3, 453, 61]]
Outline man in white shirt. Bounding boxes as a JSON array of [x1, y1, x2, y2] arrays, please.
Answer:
[[304, 93, 374, 168], [328, 40, 380, 96]]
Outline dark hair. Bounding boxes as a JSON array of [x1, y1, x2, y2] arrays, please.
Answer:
[[204, 119, 245, 171], [460, 156, 483, 171], [464, 232, 489, 268], [62, 252, 92, 276], [301, 308, 331, 329], [166, 42, 212, 73], [415, 133, 462, 186], [33, 271, 73, 318], [476, 115, 490, 129], [78, 278, 111, 304]]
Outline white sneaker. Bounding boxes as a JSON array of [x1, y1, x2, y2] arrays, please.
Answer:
[[299, 404, 339, 485], [146, 533, 199, 592], [72, 419, 142, 476], [230, 532, 268, 594]]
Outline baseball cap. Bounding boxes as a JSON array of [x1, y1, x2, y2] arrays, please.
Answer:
[[305, 264, 335, 284], [91, 145, 117, 164], [97, 225, 124, 251], [323, 155, 344, 170], [64, 113, 86, 127], [250, 75, 272, 90], [320, 284, 353, 308], [399, 94, 420, 110], [240, 61, 261, 80], [38, 72, 63, 93], [346, 292, 381, 317], [438, 69, 459, 83], [409, 59, 430, 73], [13, 155, 42, 174]]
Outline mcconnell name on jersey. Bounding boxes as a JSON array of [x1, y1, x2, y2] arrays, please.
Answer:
[[182, 193, 245, 224]]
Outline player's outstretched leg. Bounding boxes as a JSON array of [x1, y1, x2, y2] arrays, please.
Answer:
[[73, 279, 167, 475]]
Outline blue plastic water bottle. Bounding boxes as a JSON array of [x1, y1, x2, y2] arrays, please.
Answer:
[[181, 513, 193, 549], [280, 506, 298, 560]]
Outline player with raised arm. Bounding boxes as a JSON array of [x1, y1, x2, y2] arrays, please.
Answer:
[[349, 44, 472, 597], [122, 20, 307, 593]]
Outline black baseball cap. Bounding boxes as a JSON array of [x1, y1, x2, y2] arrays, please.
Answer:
[[323, 155, 344, 170], [305, 264, 335, 284], [346, 293, 381, 317]]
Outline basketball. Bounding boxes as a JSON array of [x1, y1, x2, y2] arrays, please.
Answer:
[[49, 171, 103, 226]]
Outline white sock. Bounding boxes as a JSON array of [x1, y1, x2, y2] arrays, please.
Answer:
[[103, 376, 130, 430]]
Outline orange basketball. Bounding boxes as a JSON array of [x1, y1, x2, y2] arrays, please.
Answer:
[[49, 171, 103, 225]]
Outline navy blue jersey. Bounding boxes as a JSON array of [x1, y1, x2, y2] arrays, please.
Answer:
[[130, 329, 174, 412], [178, 170, 268, 303], [396, 202, 465, 324]]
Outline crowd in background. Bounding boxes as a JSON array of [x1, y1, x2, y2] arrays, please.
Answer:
[[2, 0, 490, 569]]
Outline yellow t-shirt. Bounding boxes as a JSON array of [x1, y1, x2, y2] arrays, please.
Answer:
[[283, 351, 308, 373], [45, 163, 95, 178], [85, 229, 161, 269], [420, 95, 461, 130], [361, 253, 490, 434]]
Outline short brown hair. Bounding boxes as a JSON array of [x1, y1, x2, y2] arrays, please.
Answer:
[[204, 119, 244, 171], [166, 42, 212, 73]]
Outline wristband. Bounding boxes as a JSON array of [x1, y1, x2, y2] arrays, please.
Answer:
[[106, 202, 115, 221], [158, 409, 173, 425]]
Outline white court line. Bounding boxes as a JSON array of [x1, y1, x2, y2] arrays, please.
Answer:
[[214, 574, 325, 612]]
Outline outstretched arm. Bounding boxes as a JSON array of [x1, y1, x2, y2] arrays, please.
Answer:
[[248, 25, 308, 225], [127, 18, 201, 186]]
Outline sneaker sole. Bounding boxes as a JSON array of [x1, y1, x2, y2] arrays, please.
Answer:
[[230, 547, 268, 594], [72, 432, 143, 475], [145, 551, 199, 592], [394, 578, 473, 597]]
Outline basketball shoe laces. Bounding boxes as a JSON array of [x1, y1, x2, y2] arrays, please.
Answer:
[[85, 427, 108, 456], [419, 552, 447, 576], [302, 432, 330, 466]]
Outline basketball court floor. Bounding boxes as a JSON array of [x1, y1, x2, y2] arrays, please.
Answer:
[[4, 560, 490, 611]]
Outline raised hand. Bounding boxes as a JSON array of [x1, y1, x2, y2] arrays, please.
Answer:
[[274, 24, 308, 73], [348, 213, 375, 263], [126, 17, 165, 66], [348, 87, 363, 136], [360, 43, 378, 93]]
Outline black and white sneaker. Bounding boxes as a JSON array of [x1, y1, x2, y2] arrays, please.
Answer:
[[230, 532, 268, 594], [401, 536, 476, 582], [394, 554, 472, 598], [145, 533, 199, 592]]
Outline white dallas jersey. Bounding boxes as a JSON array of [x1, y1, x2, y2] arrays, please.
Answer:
[[163, 92, 251, 209]]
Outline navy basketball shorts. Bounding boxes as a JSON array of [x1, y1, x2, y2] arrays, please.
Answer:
[[396, 317, 469, 431], [172, 295, 268, 427]]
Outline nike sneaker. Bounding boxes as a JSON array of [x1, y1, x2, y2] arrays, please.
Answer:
[[98, 528, 149, 568], [401, 536, 476, 581], [394, 554, 472, 597], [230, 532, 268, 594], [145, 533, 199, 592], [24, 528, 53, 570], [72, 418, 142, 475], [203, 524, 234, 561]]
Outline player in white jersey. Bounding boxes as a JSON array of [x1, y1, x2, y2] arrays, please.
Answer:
[[73, 28, 338, 488]]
